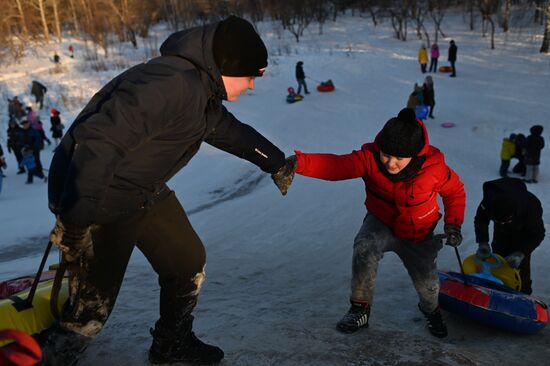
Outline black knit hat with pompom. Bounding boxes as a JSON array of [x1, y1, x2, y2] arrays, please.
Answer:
[[378, 108, 424, 157]]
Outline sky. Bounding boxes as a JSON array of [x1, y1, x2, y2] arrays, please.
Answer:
[[1, 13, 550, 366]]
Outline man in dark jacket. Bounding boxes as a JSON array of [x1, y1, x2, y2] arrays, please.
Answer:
[[295, 61, 309, 95], [474, 178, 545, 295], [43, 16, 295, 365], [19, 120, 44, 175], [524, 125, 544, 183], [30, 80, 47, 109], [448, 40, 457, 77]]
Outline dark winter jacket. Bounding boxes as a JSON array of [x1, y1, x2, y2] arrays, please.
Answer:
[[513, 133, 526, 160], [296, 63, 305, 80], [448, 42, 457, 62], [48, 21, 285, 227], [7, 124, 24, 151], [20, 127, 42, 152], [295, 118, 465, 242], [31, 81, 47, 98], [422, 83, 434, 106], [474, 177, 545, 255], [50, 115, 63, 138], [524, 125, 544, 165]]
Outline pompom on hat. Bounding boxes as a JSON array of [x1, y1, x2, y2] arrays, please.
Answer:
[[378, 108, 424, 158]]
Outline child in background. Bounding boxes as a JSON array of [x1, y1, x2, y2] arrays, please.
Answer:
[[50, 108, 64, 146], [418, 45, 428, 73], [524, 125, 544, 183], [500, 133, 516, 177], [429, 43, 439, 72], [512, 133, 527, 176], [20, 146, 47, 184]]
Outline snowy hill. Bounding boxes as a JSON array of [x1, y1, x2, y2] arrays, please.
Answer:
[[1, 14, 550, 366]]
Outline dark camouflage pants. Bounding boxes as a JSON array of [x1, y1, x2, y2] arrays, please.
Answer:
[[61, 191, 206, 337], [350, 214, 443, 313]]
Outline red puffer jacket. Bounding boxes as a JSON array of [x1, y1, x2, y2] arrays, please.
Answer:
[[295, 120, 465, 242]]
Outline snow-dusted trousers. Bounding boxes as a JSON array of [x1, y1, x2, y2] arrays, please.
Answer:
[[525, 164, 539, 182], [350, 214, 443, 313], [60, 191, 206, 337]]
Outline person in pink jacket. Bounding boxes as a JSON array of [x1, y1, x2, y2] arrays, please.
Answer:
[[429, 43, 440, 73]]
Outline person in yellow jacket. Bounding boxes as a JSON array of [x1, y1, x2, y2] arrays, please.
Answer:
[[500, 133, 517, 177], [418, 45, 428, 73]]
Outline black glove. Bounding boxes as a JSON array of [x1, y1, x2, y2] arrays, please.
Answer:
[[505, 251, 525, 269], [271, 155, 297, 196], [444, 224, 462, 247], [476, 242, 492, 260], [49, 217, 97, 262]]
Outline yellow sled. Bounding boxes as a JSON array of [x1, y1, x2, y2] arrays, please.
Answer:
[[462, 253, 522, 291], [0, 278, 68, 347]]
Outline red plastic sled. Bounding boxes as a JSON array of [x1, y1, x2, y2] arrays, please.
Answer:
[[439, 66, 452, 73], [317, 84, 335, 92]]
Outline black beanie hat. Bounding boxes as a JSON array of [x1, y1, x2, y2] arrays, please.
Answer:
[[213, 16, 268, 77], [378, 108, 424, 157]]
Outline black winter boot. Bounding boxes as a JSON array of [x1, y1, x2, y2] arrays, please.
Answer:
[[149, 316, 224, 365], [336, 300, 371, 333], [37, 323, 91, 366], [419, 303, 447, 338]]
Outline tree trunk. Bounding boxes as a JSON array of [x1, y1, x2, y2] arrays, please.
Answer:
[[470, 0, 475, 30], [15, 0, 29, 38], [489, 17, 495, 49], [68, 0, 80, 35], [502, 0, 511, 32], [51, 0, 62, 41], [540, 1, 550, 53], [38, 0, 50, 43]]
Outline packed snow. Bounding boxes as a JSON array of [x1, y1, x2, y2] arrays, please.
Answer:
[[1, 14, 549, 366]]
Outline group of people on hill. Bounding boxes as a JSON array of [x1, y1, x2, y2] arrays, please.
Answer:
[[35, 16, 546, 366], [406, 75, 435, 119], [2, 89, 64, 191], [418, 40, 457, 77], [500, 125, 545, 183]]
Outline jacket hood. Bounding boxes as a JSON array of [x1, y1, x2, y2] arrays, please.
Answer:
[[160, 22, 226, 99], [530, 125, 543, 136], [373, 117, 430, 158], [482, 177, 527, 219]]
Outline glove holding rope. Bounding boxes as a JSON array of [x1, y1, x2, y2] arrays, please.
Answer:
[[49, 217, 97, 262]]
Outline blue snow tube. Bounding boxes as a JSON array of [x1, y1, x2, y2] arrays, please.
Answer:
[[438, 271, 548, 334], [415, 105, 429, 119]]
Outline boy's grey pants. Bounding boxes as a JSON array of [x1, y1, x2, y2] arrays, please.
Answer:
[[351, 214, 443, 313]]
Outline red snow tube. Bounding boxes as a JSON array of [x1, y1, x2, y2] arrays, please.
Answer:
[[0, 330, 42, 366], [439, 271, 548, 334], [439, 66, 452, 73], [317, 84, 335, 92]]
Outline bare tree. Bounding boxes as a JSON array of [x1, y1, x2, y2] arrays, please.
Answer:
[[541, 0, 550, 53], [51, 0, 62, 41], [29, 0, 51, 43], [479, 0, 498, 49], [501, 0, 512, 32], [428, 0, 447, 42], [15, 0, 30, 39]]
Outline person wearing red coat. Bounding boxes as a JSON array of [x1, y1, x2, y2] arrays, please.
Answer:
[[274, 108, 465, 338]]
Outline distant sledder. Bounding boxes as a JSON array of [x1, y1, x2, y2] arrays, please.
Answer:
[[286, 87, 304, 104], [317, 79, 335, 92]]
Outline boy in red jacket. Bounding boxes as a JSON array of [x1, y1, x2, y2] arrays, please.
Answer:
[[273, 108, 466, 338]]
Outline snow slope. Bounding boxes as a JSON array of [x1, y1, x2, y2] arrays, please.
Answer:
[[1, 14, 550, 366]]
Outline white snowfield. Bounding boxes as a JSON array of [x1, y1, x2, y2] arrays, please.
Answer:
[[1, 14, 549, 366]]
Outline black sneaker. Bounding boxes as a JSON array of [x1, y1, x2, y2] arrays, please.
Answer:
[[419, 304, 447, 338], [336, 301, 370, 333]]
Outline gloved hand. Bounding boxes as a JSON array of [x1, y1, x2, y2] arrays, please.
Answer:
[[476, 242, 492, 260], [271, 155, 297, 196], [49, 217, 97, 262], [505, 251, 525, 269], [444, 224, 462, 247]]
